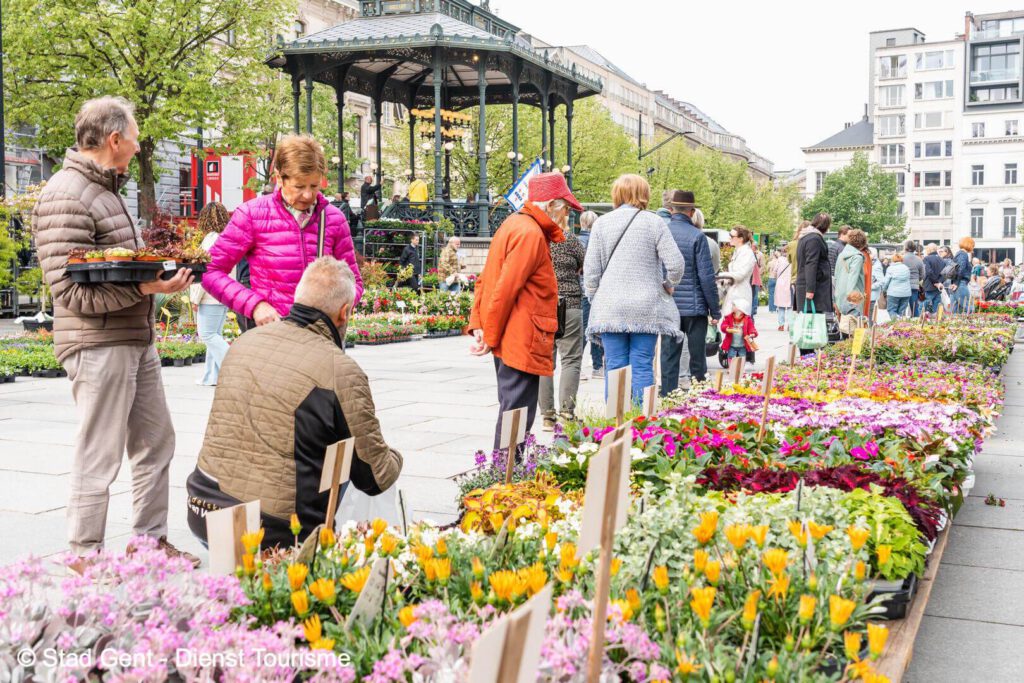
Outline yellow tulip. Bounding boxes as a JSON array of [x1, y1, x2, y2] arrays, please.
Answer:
[[291, 590, 310, 617], [399, 605, 417, 628], [829, 595, 857, 629], [309, 578, 336, 606], [844, 630, 863, 661], [867, 623, 889, 659], [847, 526, 870, 551], [877, 545, 893, 567], [693, 549, 709, 573], [704, 560, 722, 586], [798, 594, 816, 623], [340, 566, 372, 594], [762, 548, 789, 576], [318, 526, 336, 550], [689, 586, 716, 627], [287, 563, 308, 591], [241, 528, 264, 555], [652, 565, 670, 594]]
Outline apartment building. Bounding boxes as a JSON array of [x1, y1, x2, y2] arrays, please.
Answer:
[[804, 10, 1024, 262]]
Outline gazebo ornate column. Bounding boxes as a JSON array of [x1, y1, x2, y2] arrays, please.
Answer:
[[548, 96, 557, 170], [291, 76, 301, 134], [565, 99, 574, 190], [432, 49, 444, 205], [304, 58, 315, 135], [333, 65, 351, 193], [511, 59, 521, 180], [407, 89, 417, 181], [540, 92, 548, 167], [477, 58, 489, 236]]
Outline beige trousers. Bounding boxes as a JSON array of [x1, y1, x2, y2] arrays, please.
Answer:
[[63, 344, 175, 555]]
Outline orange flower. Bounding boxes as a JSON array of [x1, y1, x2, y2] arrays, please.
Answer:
[[289, 514, 302, 537], [262, 572, 273, 592], [867, 623, 889, 659], [556, 566, 575, 584], [241, 529, 265, 555], [798, 594, 816, 623], [652, 565, 670, 594], [379, 533, 399, 556], [371, 518, 388, 538], [762, 548, 788, 576], [767, 573, 790, 601], [398, 605, 417, 628], [610, 598, 634, 622], [877, 545, 893, 567], [291, 590, 310, 617], [544, 531, 558, 553], [318, 526, 336, 550], [829, 595, 857, 629], [704, 560, 722, 586], [309, 578, 336, 606], [807, 521, 833, 542], [689, 586, 716, 627], [750, 525, 769, 548], [626, 588, 641, 613], [741, 589, 760, 630], [725, 523, 751, 550], [844, 630, 863, 661], [302, 614, 323, 642], [413, 544, 433, 565], [675, 649, 697, 676], [489, 570, 517, 603], [693, 549, 709, 573], [519, 562, 547, 596], [470, 581, 485, 604], [854, 560, 867, 582], [428, 557, 452, 585], [241, 553, 256, 576], [788, 520, 809, 548], [435, 537, 448, 557], [692, 510, 719, 545], [471, 556, 485, 579], [610, 558, 622, 577], [340, 566, 372, 594], [287, 563, 308, 591], [560, 543, 580, 569], [847, 525, 870, 551]]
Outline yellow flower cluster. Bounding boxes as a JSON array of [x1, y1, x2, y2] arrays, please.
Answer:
[[460, 475, 579, 535]]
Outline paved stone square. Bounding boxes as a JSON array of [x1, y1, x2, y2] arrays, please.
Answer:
[[0, 310, 793, 565]]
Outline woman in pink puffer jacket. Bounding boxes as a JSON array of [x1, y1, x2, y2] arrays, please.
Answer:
[[203, 136, 363, 323]]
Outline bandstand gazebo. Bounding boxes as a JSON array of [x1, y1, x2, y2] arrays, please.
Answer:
[[267, 0, 602, 236]]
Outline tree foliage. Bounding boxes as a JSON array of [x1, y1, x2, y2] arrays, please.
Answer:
[[4, 0, 297, 216], [801, 152, 906, 242]]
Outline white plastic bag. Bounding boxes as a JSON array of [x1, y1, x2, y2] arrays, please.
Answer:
[[874, 309, 892, 325], [940, 288, 951, 309], [335, 485, 401, 527]]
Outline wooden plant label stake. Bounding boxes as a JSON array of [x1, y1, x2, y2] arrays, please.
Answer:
[[729, 355, 745, 386], [814, 351, 824, 387], [206, 500, 260, 575], [500, 407, 528, 484], [757, 357, 776, 444], [605, 366, 632, 425], [598, 419, 634, 448], [713, 370, 725, 393], [346, 557, 391, 630], [937, 303, 945, 324], [845, 328, 866, 392], [469, 584, 553, 683], [320, 438, 355, 529], [576, 437, 633, 682], [787, 343, 799, 366], [653, 336, 662, 390], [641, 385, 658, 418]]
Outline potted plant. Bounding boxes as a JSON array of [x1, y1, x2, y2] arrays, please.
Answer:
[[104, 247, 135, 262], [85, 250, 105, 262], [134, 247, 165, 262], [67, 248, 88, 264]]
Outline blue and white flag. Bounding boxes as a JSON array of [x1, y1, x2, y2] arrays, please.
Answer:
[[504, 158, 544, 211]]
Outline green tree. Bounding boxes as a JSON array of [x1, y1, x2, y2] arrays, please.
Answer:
[[801, 152, 906, 241], [4, 0, 296, 217]]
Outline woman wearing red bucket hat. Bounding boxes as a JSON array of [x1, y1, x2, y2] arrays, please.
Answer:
[[468, 172, 582, 453]]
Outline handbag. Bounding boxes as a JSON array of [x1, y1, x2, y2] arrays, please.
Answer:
[[790, 299, 828, 349], [316, 210, 326, 258], [705, 325, 721, 357]]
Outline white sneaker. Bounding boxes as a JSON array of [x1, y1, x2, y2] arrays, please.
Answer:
[[592, 369, 604, 379]]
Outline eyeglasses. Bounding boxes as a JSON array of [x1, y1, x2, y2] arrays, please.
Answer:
[[730, 233, 739, 238]]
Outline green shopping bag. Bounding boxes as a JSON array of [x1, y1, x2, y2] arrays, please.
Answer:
[[790, 300, 828, 349]]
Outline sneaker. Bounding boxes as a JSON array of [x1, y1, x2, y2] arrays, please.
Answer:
[[128, 536, 202, 569], [542, 417, 556, 432], [66, 554, 99, 576], [558, 411, 576, 424], [591, 368, 604, 379], [778, 325, 785, 331]]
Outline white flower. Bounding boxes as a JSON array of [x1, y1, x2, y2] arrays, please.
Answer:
[[575, 451, 588, 466], [630, 447, 646, 460], [552, 452, 571, 466], [579, 443, 599, 455]]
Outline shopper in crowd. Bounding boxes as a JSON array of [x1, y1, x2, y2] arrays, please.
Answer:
[[773, 247, 793, 331], [438, 236, 465, 293], [720, 299, 757, 362], [34, 96, 198, 569], [835, 229, 869, 320], [721, 225, 757, 315], [469, 172, 577, 451], [584, 174, 684, 404], [205, 135, 362, 328], [659, 190, 720, 394], [766, 249, 782, 314], [971, 258, 986, 302], [693, 208, 721, 273], [190, 202, 232, 387], [922, 243, 946, 314], [750, 241, 765, 316], [360, 173, 382, 221], [187, 258, 402, 548], [952, 237, 974, 313], [902, 241, 925, 317], [794, 213, 833, 352], [827, 224, 851, 280], [868, 247, 882, 316], [539, 206, 586, 429], [1001, 258, 1015, 280], [787, 220, 808, 283], [577, 210, 603, 379], [882, 251, 913, 318], [398, 233, 422, 289]]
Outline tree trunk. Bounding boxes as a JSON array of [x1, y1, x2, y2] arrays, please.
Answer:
[[138, 138, 158, 224]]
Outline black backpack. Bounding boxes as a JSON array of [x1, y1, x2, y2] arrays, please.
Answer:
[[940, 260, 959, 282]]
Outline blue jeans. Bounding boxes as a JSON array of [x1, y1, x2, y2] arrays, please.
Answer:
[[767, 279, 777, 312], [886, 296, 910, 318], [727, 346, 747, 359], [923, 289, 942, 314], [440, 281, 462, 294], [751, 285, 760, 315], [909, 290, 920, 317], [777, 307, 789, 327], [952, 284, 970, 313], [197, 304, 229, 385], [600, 333, 656, 404], [581, 296, 603, 370]]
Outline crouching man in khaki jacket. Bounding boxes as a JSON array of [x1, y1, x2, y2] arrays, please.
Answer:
[[186, 257, 403, 547]]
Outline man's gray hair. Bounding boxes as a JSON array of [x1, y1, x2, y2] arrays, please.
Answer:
[[924, 243, 939, 254], [294, 256, 356, 315], [579, 210, 597, 230], [75, 96, 135, 151]]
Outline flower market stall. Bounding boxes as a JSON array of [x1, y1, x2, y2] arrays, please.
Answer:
[[0, 315, 1013, 682]]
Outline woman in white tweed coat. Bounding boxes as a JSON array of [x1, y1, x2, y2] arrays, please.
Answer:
[[584, 175, 685, 404], [721, 225, 757, 315]]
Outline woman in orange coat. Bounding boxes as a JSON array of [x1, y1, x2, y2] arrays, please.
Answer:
[[468, 172, 581, 452]]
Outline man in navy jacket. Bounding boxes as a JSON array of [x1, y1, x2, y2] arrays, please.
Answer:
[[660, 190, 721, 393]]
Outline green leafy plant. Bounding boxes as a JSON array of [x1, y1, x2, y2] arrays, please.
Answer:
[[841, 486, 927, 581]]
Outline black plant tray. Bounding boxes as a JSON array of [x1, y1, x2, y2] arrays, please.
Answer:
[[867, 574, 918, 620], [31, 368, 67, 378], [353, 336, 412, 346], [0, 374, 15, 383], [67, 261, 207, 284], [22, 320, 53, 332]]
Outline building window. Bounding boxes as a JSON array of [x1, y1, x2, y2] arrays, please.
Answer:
[[815, 171, 827, 192], [877, 114, 905, 137], [913, 201, 920, 216], [923, 171, 942, 187], [294, 19, 306, 36], [924, 201, 941, 217], [972, 165, 985, 185], [972, 122, 986, 138], [886, 38, 896, 47], [880, 85, 904, 107], [895, 171, 905, 195], [915, 50, 955, 70], [914, 80, 954, 100], [1004, 207, 1018, 237], [914, 112, 945, 129], [1008, 120, 1020, 136], [1007, 163, 1018, 185], [970, 42, 1021, 83], [971, 85, 1021, 102], [879, 55, 907, 78], [880, 144, 905, 165], [898, 200, 905, 215], [915, 141, 952, 158], [971, 209, 985, 238]]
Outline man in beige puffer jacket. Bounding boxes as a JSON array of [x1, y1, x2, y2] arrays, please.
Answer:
[[34, 96, 197, 569]]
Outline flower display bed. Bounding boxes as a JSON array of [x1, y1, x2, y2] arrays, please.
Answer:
[[0, 316, 1012, 681]]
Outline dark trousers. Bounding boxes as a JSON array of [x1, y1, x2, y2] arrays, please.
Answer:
[[660, 315, 710, 395], [492, 356, 539, 452]]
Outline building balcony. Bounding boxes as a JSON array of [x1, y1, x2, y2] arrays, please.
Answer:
[[878, 69, 907, 80], [970, 68, 1022, 84]]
